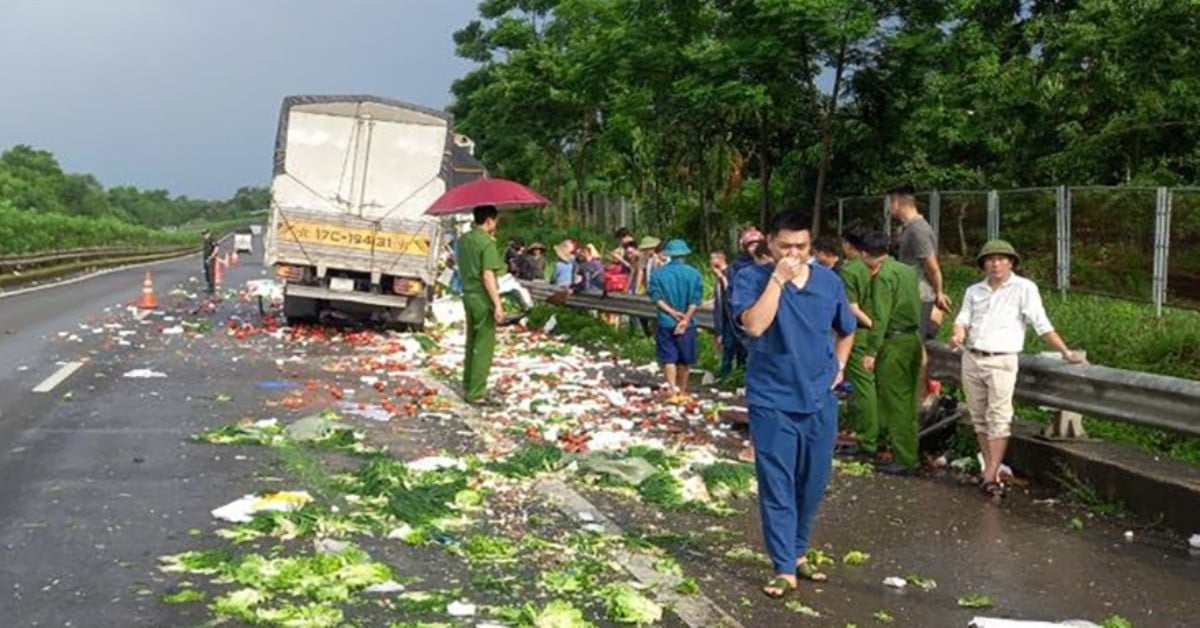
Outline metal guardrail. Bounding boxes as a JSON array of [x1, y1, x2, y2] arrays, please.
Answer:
[[520, 280, 1200, 439], [0, 245, 197, 270]]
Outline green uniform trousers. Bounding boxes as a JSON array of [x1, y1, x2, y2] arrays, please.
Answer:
[[876, 333, 923, 468], [847, 344, 880, 453], [462, 293, 497, 402]]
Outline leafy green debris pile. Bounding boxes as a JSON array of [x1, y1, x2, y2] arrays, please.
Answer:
[[699, 461, 755, 498], [193, 414, 379, 455], [487, 443, 564, 478], [833, 459, 875, 477], [636, 472, 686, 510], [160, 543, 394, 626], [600, 583, 664, 625], [842, 550, 870, 566], [957, 593, 996, 608]]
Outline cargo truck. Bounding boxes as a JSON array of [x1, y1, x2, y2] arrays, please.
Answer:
[[264, 95, 483, 327]]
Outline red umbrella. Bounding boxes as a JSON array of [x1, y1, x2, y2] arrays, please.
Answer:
[[425, 177, 551, 216]]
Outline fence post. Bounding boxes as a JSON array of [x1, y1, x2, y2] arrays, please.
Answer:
[[837, 198, 845, 237], [929, 190, 941, 251], [987, 190, 1000, 240], [1055, 186, 1069, 296], [1153, 187, 1172, 317]]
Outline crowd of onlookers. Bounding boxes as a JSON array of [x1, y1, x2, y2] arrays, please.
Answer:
[[443, 186, 1085, 496]]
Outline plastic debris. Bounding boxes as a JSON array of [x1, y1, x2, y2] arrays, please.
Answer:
[[883, 577, 907, 588], [257, 380, 301, 390], [314, 538, 349, 554], [577, 455, 658, 487], [338, 402, 393, 423], [408, 456, 467, 472], [283, 416, 337, 441], [363, 581, 405, 594], [1189, 533, 1200, 549], [447, 600, 477, 617], [211, 491, 313, 523], [123, 369, 167, 379]]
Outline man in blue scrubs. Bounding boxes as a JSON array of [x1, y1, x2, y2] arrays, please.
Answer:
[[731, 210, 857, 598]]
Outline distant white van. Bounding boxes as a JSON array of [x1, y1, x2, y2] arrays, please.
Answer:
[[234, 232, 254, 254]]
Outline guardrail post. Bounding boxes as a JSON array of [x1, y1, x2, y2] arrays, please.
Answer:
[[929, 190, 940, 251], [987, 190, 1000, 240], [1042, 410, 1090, 440], [1040, 349, 1091, 439], [1153, 187, 1172, 317]]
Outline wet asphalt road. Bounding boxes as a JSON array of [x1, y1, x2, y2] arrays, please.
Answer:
[[0, 254, 1198, 627]]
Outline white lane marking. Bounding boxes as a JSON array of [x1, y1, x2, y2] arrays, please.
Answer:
[[32, 361, 85, 393]]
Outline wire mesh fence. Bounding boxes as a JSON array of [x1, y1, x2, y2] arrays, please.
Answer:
[[565, 185, 1195, 314], [995, 188, 1058, 288], [831, 185, 1196, 315], [1168, 188, 1200, 309], [1068, 187, 1158, 302], [935, 191, 991, 260]]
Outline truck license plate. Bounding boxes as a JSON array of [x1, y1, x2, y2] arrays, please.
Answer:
[[329, 277, 355, 292]]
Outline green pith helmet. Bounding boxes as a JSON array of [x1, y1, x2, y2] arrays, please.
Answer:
[[976, 239, 1021, 268]]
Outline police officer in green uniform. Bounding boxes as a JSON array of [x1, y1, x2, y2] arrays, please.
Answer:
[[859, 231, 923, 474], [837, 233, 879, 456], [457, 205, 507, 406]]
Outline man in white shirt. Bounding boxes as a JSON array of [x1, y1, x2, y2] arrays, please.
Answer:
[[950, 240, 1086, 498]]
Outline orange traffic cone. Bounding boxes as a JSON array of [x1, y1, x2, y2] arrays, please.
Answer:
[[230, 249, 240, 266], [137, 270, 159, 309]]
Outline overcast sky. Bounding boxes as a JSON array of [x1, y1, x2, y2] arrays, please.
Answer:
[[0, 0, 480, 199]]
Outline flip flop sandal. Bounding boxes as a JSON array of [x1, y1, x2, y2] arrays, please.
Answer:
[[796, 562, 828, 582], [762, 576, 796, 599], [982, 481, 1006, 498]]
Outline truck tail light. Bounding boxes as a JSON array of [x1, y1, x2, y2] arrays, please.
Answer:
[[393, 278, 424, 296], [276, 265, 304, 281]]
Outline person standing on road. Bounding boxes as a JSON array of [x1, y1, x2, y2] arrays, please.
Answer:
[[836, 232, 877, 456], [950, 240, 1086, 497], [889, 183, 951, 335], [889, 183, 951, 414], [720, 227, 763, 374], [457, 205, 508, 407], [517, 242, 547, 281], [631, 236, 662, 336], [812, 236, 844, 273], [709, 250, 739, 379], [551, 240, 577, 288], [858, 231, 924, 474], [202, 230, 219, 296], [648, 239, 703, 403], [731, 211, 856, 599]]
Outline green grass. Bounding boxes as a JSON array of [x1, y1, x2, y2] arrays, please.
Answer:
[[0, 202, 199, 255], [939, 263, 1200, 380], [180, 214, 262, 234]]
